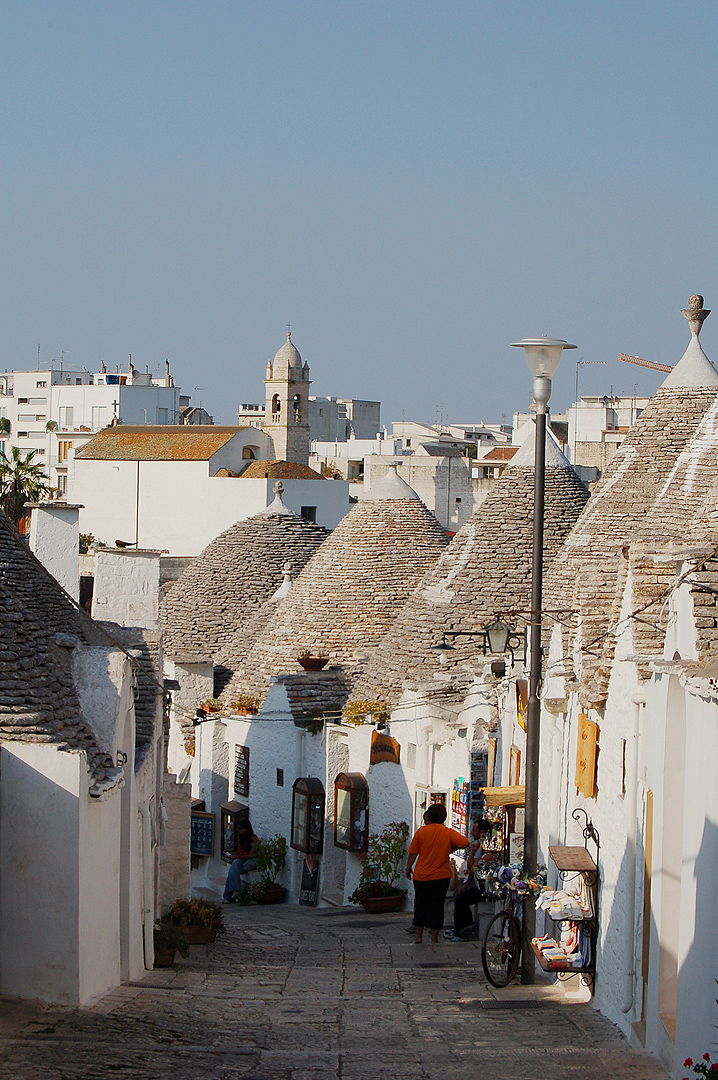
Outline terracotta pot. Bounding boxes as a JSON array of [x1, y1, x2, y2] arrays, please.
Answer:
[[297, 657, 329, 671], [255, 886, 287, 905], [154, 947, 176, 968], [360, 894, 403, 914], [184, 925, 217, 944]]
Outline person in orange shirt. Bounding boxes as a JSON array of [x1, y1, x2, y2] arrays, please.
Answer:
[[405, 803, 468, 944]]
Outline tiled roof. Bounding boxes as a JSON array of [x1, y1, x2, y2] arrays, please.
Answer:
[[240, 460, 323, 479], [482, 446, 519, 461], [75, 426, 245, 461], [350, 449, 589, 707], [223, 485, 449, 703], [162, 510, 330, 662]]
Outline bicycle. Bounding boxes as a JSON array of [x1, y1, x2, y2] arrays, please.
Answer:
[[481, 892, 523, 987]]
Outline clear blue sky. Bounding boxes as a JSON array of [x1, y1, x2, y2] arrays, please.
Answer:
[[1, 1, 716, 426]]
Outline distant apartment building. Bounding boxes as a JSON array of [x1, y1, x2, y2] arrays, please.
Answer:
[[238, 396, 381, 443], [566, 393, 650, 482], [0, 360, 201, 494]]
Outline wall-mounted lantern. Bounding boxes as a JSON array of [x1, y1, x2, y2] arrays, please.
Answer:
[[334, 772, 369, 852], [291, 777, 325, 854]]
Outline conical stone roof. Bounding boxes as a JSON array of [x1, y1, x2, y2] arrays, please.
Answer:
[[350, 443, 589, 708], [545, 295, 718, 706], [222, 480, 449, 702], [0, 508, 115, 782], [162, 492, 330, 662]]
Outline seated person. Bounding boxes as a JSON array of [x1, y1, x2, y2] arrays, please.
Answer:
[[222, 818, 258, 903], [446, 817, 494, 939]]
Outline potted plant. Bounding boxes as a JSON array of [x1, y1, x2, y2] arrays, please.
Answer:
[[348, 821, 409, 913], [199, 697, 222, 714], [250, 834, 288, 904], [228, 694, 261, 716], [297, 649, 329, 672], [163, 898, 226, 944], [153, 921, 190, 967]]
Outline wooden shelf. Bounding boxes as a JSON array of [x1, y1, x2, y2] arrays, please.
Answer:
[[531, 940, 592, 974], [548, 845, 597, 873]]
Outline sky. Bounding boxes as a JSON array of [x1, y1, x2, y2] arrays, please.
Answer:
[[1, 1, 716, 426]]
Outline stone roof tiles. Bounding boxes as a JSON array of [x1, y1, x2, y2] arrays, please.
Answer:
[[545, 301, 718, 705], [161, 510, 330, 662], [222, 491, 449, 703], [350, 456, 589, 707], [0, 508, 115, 783]]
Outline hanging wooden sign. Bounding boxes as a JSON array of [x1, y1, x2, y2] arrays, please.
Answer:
[[575, 714, 599, 797], [516, 679, 528, 732], [234, 745, 250, 799], [369, 729, 401, 765]]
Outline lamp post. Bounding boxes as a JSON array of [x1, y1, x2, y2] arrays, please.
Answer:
[[511, 335, 576, 983]]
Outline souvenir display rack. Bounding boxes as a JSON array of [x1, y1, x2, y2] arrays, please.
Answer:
[[531, 807, 600, 989]]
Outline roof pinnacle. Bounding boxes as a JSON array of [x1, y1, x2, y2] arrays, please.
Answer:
[[681, 295, 710, 338]]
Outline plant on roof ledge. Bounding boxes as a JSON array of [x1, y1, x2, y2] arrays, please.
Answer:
[[342, 700, 389, 727], [228, 694, 261, 715]]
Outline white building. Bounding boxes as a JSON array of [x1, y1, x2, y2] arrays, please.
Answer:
[[69, 426, 350, 555], [0, 360, 190, 494], [0, 506, 189, 1007], [566, 394, 651, 482]]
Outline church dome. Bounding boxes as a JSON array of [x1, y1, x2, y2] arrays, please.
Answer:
[[271, 331, 303, 376]]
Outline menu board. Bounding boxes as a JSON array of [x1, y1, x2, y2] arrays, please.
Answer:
[[190, 811, 215, 857], [234, 745, 250, 799]]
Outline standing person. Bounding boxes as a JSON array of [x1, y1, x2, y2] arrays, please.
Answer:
[[405, 803, 468, 944], [222, 818, 257, 903]]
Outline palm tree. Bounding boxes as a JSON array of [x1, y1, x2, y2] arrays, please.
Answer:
[[0, 446, 52, 526]]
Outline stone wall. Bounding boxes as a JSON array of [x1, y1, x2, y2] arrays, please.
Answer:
[[158, 773, 191, 911]]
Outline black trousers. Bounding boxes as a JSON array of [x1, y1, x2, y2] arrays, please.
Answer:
[[453, 878, 482, 933], [413, 877, 451, 930]]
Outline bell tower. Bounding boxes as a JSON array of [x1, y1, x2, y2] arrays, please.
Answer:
[[263, 330, 311, 465]]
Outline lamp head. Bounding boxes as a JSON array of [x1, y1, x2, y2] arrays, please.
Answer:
[[510, 336, 577, 380]]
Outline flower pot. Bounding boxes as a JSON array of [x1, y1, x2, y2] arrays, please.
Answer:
[[154, 947, 176, 968], [360, 894, 403, 914], [297, 657, 329, 672], [254, 886, 287, 905], [184, 925, 217, 944]]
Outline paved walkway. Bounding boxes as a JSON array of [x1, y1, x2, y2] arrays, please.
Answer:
[[2, 904, 669, 1080]]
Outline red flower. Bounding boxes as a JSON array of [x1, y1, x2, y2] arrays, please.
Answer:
[[705, 1055, 712, 1062], [710, 1065, 718, 1072], [684, 1060, 693, 1068]]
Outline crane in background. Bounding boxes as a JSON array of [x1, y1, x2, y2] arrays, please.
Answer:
[[619, 353, 673, 374]]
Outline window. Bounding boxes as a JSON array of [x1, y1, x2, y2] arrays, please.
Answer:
[[18, 397, 28, 404], [59, 407, 73, 428], [92, 406, 108, 429], [56, 473, 67, 495], [334, 773, 369, 852], [291, 777, 325, 854], [75, 378, 82, 385], [18, 431, 28, 438], [0, 441, 4, 456], [276, 769, 284, 787], [36, 381, 46, 388], [271, 394, 281, 419], [300, 506, 317, 523], [58, 441, 72, 463], [242, 446, 256, 460], [293, 394, 301, 423]]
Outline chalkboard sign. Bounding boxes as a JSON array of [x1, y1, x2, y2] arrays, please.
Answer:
[[190, 811, 216, 857], [234, 745, 250, 799], [299, 856, 320, 907]]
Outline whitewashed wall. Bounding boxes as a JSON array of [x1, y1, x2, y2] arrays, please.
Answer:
[[91, 550, 161, 628], [0, 742, 121, 1006], [71, 458, 350, 555], [28, 503, 81, 601]]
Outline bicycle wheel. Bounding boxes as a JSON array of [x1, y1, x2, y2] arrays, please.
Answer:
[[482, 911, 521, 987]]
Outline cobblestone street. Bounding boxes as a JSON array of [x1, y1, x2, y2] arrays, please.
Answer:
[[1, 904, 669, 1080]]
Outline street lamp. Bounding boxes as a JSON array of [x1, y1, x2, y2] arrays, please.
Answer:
[[511, 335, 576, 984]]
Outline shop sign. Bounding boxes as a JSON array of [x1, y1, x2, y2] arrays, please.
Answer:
[[369, 730, 400, 765]]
